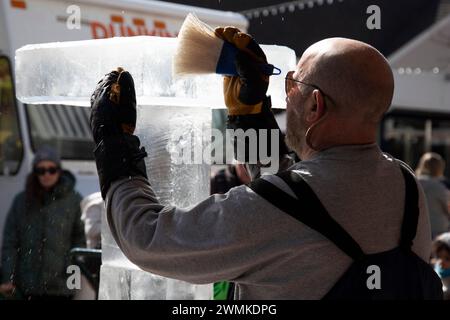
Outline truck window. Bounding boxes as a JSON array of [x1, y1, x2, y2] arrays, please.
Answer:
[[25, 104, 94, 160], [0, 56, 23, 175]]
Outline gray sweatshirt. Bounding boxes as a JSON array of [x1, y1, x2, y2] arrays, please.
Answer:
[[106, 143, 431, 299]]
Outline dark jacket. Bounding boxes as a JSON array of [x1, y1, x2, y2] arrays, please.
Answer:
[[1, 170, 86, 297], [210, 166, 242, 195]]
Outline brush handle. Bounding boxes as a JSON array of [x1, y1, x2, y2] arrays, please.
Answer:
[[216, 41, 281, 77]]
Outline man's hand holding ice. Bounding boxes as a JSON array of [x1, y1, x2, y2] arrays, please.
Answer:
[[90, 67, 147, 199]]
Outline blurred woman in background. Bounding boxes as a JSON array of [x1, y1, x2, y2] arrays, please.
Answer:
[[416, 152, 450, 239], [0, 146, 85, 300]]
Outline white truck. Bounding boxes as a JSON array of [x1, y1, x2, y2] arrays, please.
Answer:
[[0, 0, 247, 256]]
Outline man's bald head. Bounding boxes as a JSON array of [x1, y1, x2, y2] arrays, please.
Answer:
[[285, 38, 395, 159], [299, 38, 394, 124]]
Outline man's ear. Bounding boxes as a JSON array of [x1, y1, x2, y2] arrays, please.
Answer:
[[305, 89, 326, 123]]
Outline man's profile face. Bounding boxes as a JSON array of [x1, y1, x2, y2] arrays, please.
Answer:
[[285, 61, 311, 158]]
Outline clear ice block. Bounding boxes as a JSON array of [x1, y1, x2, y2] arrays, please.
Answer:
[[98, 104, 212, 300], [137, 105, 211, 206], [15, 36, 297, 108], [14, 36, 297, 300]]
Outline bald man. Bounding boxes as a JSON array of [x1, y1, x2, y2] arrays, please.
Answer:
[[90, 36, 433, 299]]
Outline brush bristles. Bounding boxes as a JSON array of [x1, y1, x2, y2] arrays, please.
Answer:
[[173, 13, 224, 76]]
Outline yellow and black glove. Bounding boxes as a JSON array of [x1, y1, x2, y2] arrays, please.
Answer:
[[214, 27, 288, 162], [215, 27, 269, 116], [90, 68, 147, 199]]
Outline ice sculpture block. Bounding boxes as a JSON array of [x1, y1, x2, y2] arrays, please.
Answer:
[[15, 36, 297, 108], [15, 36, 296, 300], [98, 104, 212, 300]]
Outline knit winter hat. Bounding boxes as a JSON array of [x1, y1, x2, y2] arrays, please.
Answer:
[[32, 145, 61, 168]]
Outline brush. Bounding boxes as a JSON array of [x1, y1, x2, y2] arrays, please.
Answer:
[[173, 13, 281, 77]]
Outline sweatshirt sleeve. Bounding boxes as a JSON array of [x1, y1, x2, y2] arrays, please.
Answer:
[[105, 176, 287, 285], [83, 203, 103, 249]]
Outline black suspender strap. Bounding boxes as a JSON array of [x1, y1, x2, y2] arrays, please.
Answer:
[[399, 164, 419, 249], [248, 172, 365, 261], [248, 163, 421, 261]]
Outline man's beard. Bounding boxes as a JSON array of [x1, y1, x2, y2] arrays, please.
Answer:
[[285, 109, 306, 159]]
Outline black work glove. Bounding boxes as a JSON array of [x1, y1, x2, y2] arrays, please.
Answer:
[[90, 68, 147, 199], [214, 27, 288, 162], [90, 68, 137, 144]]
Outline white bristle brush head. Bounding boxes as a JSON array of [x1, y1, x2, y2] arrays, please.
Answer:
[[173, 13, 224, 77]]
